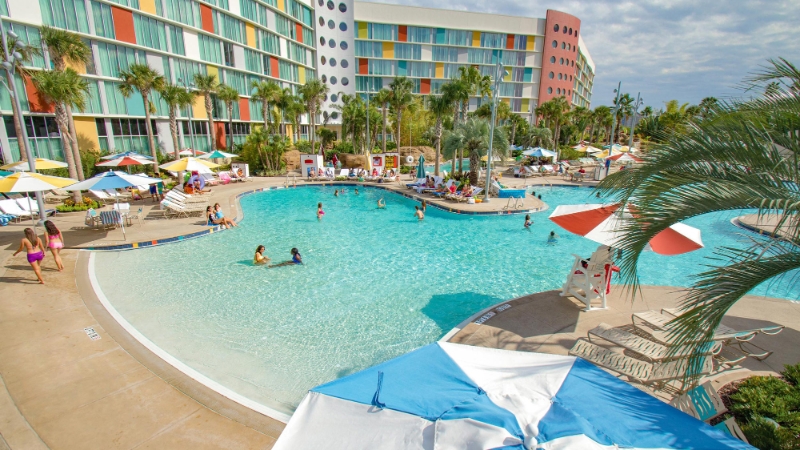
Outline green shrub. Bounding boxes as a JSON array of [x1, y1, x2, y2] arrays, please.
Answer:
[[56, 200, 100, 212], [334, 176, 347, 181], [399, 166, 412, 174]]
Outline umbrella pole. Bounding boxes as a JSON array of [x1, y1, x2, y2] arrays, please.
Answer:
[[27, 194, 36, 234]]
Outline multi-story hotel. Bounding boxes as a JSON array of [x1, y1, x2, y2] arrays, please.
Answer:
[[0, 0, 594, 163]]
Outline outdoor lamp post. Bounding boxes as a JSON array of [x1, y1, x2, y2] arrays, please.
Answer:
[[177, 76, 197, 156], [628, 92, 643, 151], [484, 60, 508, 203], [608, 81, 622, 149], [0, 18, 47, 220]]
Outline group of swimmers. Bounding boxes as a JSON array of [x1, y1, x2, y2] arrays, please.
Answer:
[[254, 246, 302, 267], [12, 221, 65, 284], [524, 214, 558, 243]]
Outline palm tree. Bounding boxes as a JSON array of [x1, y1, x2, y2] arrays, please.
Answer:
[[194, 74, 218, 149], [40, 26, 91, 179], [243, 125, 270, 169], [158, 84, 194, 160], [119, 64, 165, 173], [506, 114, 527, 146], [537, 96, 570, 148], [591, 105, 613, 142], [284, 93, 305, 143], [298, 79, 329, 155], [3, 35, 40, 162], [443, 118, 508, 186], [216, 84, 239, 150], [250, 80, 281, 134], [373, 88, 392, 153], [318, 128, 336, 151], [570, 106, 591, 143], [388, 77, 413, 148], [522, 125, 553, 149], [440, 79, 468, 126], [274, 87, 295, 137], [457, 66, 491, 122], [426, 94, 452, 176], [596, 58, 800, 379], [31, 69, 89, 202], [612, 93, 634, 143]]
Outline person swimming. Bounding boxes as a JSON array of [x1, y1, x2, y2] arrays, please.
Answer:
[[537, 194, 542, 200], [334, 189, 339, 197], [317, 202, 325, 220], [254, 245, 269, 265], [596, 192, 601, 198], [269, 248, 303, 267], [524, 214, 532, 229], [354, 188, 359, 195], [547, 231, 559, 244], [377, 198, 385, 209], [414, 205, 424, 221]]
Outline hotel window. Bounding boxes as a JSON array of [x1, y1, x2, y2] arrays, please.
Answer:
[[432, 46, 458, 62], [407, 26, 433, 43], [223, 42, 235, 67], [215, 11, 245, 44], [245, 49, 262, 72], [262, 55, 273, 76], [443, 63, 466, 79], [303, 28, 314, 47], [510, 98, 522, 112], [368, 23, 397, 41], [76, 80, 102, 114], [134, 15, 168, 51], [467, 49, 493, 65], [224, 69, 247, 94], [368, 60, 395, 76], [444, 29, 470, 46], [97, 42, 146, 77], [260, 31, 280, 56], [511, 67, 525, 82], [7, 25, 46, 69], [200, 0, 228, 10], [502, 51, 525, 67], [513, 35, 527, 50], [240, 0, 266, 27], [499, 83, 522, 97], [408, 62, 432, 77], [275, 15, 294, 39], [289, 42, 307, 65], [199, 34, 223, 65], [355, 41, 382, 58], [169, 25, 186, 56], [394, 43, 421, 60], [173, 58, 207, 87], [90, 1, 115, 39], [479, 33, 505, 49], [166, 0, 201, 28], [278, 60, 298, 82], [40, 0, 89, 33], [355, 76, 382, 92]]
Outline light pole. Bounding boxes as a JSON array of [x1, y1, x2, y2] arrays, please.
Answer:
[[608, 81, 622, 150], [628, 92, 643, 151], [483, 60, 507, 203], [177, 76, 196, 157], [0, 18, 46, 221]]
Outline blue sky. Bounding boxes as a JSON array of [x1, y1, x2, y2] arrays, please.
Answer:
[[363, 0, 800, 111]]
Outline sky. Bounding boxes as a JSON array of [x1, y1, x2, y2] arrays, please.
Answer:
[[363, 0, 800, 111]]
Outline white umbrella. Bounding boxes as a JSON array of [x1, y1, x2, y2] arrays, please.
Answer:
[[95, 155, 157, 167], [0, 172, 77, 231], [178, 149, 206, 157]]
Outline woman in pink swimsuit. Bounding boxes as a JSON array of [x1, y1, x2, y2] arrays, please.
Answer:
[[13, 228, 45, 284], [44, 220, 65, 271]]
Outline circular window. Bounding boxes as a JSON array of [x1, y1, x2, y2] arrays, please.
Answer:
[[330, 76, 337, 85], [339, 22, 347, 32], [320, 56, 326, 65], [331, 111, 339, 120], [323, 93, 328, 101], [557, 88, 561, 94], [319, 17, 325, 26], [554, 24, 559, 32], [340, 41, 348, 50], [329, 39, 336, 48], [563, 27, 567, 34], [323, 111, 329, 119], [318, 0, 322, 5], [552, 40, 557, 48], [330, 93, 338, 102], [326, 0, 333, 9], [338, 2, 346, 12], [571, 60, 575, 67], [328, 20, 335, 29], [547, 87, 552, 94], [340, 59, 348, 68], [569, 28, 573, 35], [559, 58, 564, 65], [558, 73, 562, 80], [550, 56, 555, 63], [570, 75, 573, 81], [321, 74, 327, 83], [341, 77, 349, 86], [567, 43, 571, 50], [330, 58, 337, 67], [575, 30, 578, 38], [320, 36, 326, 46], [561, 42, 566, 49], [548, 71, 554, 79]]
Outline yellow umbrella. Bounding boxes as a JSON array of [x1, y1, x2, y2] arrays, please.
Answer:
[[1, 158, 69, 171], [159, 157, 220, 173], [0, 172, 77, 230]]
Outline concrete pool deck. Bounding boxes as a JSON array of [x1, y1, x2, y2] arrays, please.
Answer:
[[5, 173, 792, 448]]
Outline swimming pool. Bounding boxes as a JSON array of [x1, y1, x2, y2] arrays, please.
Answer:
[[92, 185, 799, 416]]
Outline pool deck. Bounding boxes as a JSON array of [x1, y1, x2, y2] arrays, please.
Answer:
[[9, 174, 793, 449]]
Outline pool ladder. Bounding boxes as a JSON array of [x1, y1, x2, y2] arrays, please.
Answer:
[[503, 196, 525, 211]]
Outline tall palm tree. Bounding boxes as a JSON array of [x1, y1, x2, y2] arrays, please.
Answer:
[[506, 114, 527, 146], [250, 80, 281, 134], [31, 69, 88, 202], [613, 93, 634, 143], [373, 88, 392, 153], [457, 66, 491, 122], [274, 87, 294, 137], [522, 125, 553, 149], [298, 79, 329, 155], [216, 84, 239, 150], [440, 79, 468, 127], [119, 64, 165, 173], [388, 76, 413, 148], [596, 58, 800, 378], [158, 84, 195, 160], [591, 105, 613, 142], [3, 35, 40, 162], [537, 96, 570, 148], [284, 93, 305, 142], [570, 106, 591, 143], [426, 94, 452, 176], [443, 118, 508, 186], [193, 74, 218, 149], [40, 26, 91, 179]]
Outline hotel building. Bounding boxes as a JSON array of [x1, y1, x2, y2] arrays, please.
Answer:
[[0, 0, 594, 163]]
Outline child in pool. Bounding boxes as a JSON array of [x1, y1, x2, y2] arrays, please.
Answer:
[[334, 189, 339, 197], [13, 228, 45, 284], [547, 231, 559, 244], [377, 198, 385, 209], [414, 205, 424, 221], [524, 214, 532, 229], [270, 248, 303, 267], [317, 202, 325, 220], [254, 245, 270, 265], [354, 188, 359, 195]]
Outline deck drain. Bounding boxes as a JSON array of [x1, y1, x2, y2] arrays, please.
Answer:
[[84, 327, 101, 341]]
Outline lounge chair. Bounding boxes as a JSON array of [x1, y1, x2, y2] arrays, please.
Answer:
[[16, 198, 56, 218], [337, 169, 349, 178], [166, 190, 208, 205], [714, 417, 750, 443], [201, 173, 219, 186], [160, 198, 205, 218], [587, 322, 722, 362], [670, 382, 728, 422], [45, 189, 70, 203], [406, 178, 427, 189], [0, 199, 31, 222], [414, 176, 442, 194], [569, 339, 714, 393], [560, 245, 616, 311], [85, 208, 102, 228], [88, 189, 116, 205]]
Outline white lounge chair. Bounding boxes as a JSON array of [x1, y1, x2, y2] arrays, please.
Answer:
[[587, 322, 722, 362], [88, 189, 116, 204], [0, 199, 32, 222], [560, 245, 615, 311], [16, 198, 55, 218], [670, 382, 728, 423]]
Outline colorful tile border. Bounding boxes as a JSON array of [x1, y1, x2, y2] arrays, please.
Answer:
[[731, 217, 779, 238]]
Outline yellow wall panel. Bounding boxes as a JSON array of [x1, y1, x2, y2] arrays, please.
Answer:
[[435, 62, 444, 78], [74, 117, 99, 151], [382, 42, 394, 58], [298, 66, 305, 84], [527, 36, 535, 50], [358, 22, 368, 39], [277, 0, 284, 10], [504, 70, 512, 82], [139, 0, 157, 14], [472, 31, 480, 47], [193, 94, 207, 119], [285, 124, 294, 143], [521, 99, 529, 112], [207, 65, 219, 81], [246, 24, 256, 48]]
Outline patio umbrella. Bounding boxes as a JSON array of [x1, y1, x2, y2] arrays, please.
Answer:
[[1, 158, 68, 172], [549, 203, 703, 255], [480, 154, 501, 162], [178, 149, 206, 157], [64, 171, 162, 240], [99, 151, 153, 160], [0, 172, 77, 230], [416, 154, 425, 178], [522, 147, 557, 158], [274, 342, 746, 450], [160, 157, 220, 174], [606, 153, 643, 163], [198, 150, 237, 159], [0, 169, 12, 177], [96, 155, 158, 167]]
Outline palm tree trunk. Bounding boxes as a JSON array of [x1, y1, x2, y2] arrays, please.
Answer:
[[205, 94, 215, 149], [7, 72, 27, 161], [460, 101, 467, 124], [66, 106, 84, 180], [468, 148, 479, 186], [458, 149, 464, 175], [396, 111, 402, 151], [142, 93, 160, 174], [169, 110, 180, 160], [381, 107, 387, 153], [55, 104, 81, 203], [588, 123, 596, 143], [310, 106, 319, 156], [434, 117, 441, 176], [262, 102, 269, 131], [227, 105, 233, 150], [510, 122, 517, 146]]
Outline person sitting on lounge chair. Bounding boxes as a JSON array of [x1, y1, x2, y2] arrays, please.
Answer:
[[462, 185, 474, 197]]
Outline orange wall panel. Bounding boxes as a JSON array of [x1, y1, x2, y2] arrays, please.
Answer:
[[295, 23, 303, 42], [398, 25, 407, 42], [214, 121, 226, 150], [506, 34, 514, 49], [420, 79, 430, 95], [200, 4, 214, 33], [358, 58, 368, 75], [239, 98, 250, 121], [111, 6, 136, 44], [270, 57, 279, 78], [23, 76, 54, 113]]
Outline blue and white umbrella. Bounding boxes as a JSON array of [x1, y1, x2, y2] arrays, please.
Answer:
[[522, 147, 558, 158], [274, 343, 750, 450]]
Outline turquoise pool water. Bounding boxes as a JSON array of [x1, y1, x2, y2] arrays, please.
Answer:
[[425, 159, 469, 173], [93, 186, 799, 415]]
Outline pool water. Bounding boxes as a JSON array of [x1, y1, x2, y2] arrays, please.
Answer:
[[425, 159, 469, 174], [93, 186, 799, 415]]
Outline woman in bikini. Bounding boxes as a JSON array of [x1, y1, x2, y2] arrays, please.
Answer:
[[317, 202, 325, 220], [254, 245, 270, 265], [13, 228, 45, 284], [43, 220, 65, 271]]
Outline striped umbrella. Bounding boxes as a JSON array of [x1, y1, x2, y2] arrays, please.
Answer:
[[0, 158, 68, 172]]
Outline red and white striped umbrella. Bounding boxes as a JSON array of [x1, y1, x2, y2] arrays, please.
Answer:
[[96, 155, 157, 167], [549, 203, 703, 255], [606, 153, 643, 163]]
